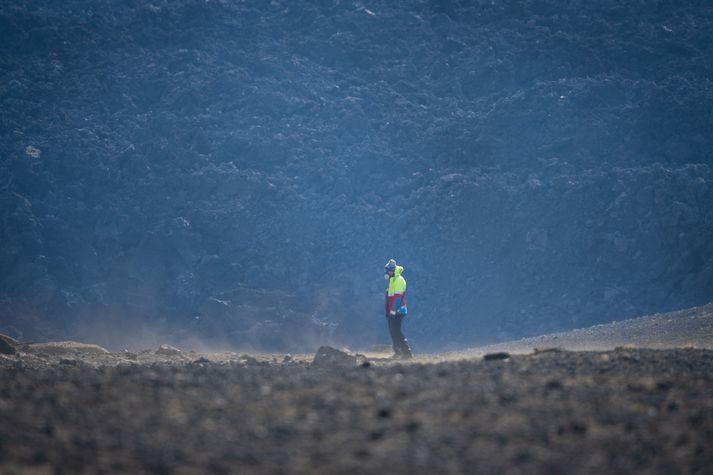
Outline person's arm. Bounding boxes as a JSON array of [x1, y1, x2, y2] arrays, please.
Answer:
[[394, 290, 408, 315], [387, 293, 398, 316]]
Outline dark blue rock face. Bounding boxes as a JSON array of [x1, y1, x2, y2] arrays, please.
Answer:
[[0, 0, 711, 351]]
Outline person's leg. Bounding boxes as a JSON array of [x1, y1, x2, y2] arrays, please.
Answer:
[[388, 315, 401, 355], [396, 315, 413, 358], [389, 314, 412, 358]]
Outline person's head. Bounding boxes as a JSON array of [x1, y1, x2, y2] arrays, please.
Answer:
[[384, 259, 397, 279]]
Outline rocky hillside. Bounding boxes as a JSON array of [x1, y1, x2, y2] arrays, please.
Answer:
[[1, 0, 712, 350]]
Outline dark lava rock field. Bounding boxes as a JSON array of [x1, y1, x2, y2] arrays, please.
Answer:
[[2, 347, 713, 474], [1, 0, 712, 351]]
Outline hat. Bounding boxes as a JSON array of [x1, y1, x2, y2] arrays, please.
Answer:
[[384, 259, 397, 271]]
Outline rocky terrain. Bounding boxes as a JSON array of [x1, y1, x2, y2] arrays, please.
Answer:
[[1, 0, 712, 351], [1, 304, 713, 474], [460, 302, 713, 356]]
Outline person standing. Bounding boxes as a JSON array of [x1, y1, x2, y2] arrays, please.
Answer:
[[384, 259, 413, 359]]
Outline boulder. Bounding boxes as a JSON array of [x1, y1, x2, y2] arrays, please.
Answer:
[[156, 344, 182, 356], [0, 334, 18, 355], [25, 341, 109, 355], [191, 357, 211, 365], [312, 346, 357, 368], [237, 354, 262, 366]]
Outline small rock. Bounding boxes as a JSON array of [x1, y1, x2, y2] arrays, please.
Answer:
[[312, 346, 357, 367], [483, 352, 510, 361], [121, 349, 138, 360], [156, 344, 182, 356], [533, 347, 562, 355], [25, 145, 41, 158], [405, 421, 420, 432], [238, 354, 260, 366]]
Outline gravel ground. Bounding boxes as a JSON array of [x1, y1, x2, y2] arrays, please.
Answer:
[[1, 304, 712, 474], [450, 303, 713, 358]]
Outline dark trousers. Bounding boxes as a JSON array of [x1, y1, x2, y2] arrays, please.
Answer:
[[387, 314, 412, 357]]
